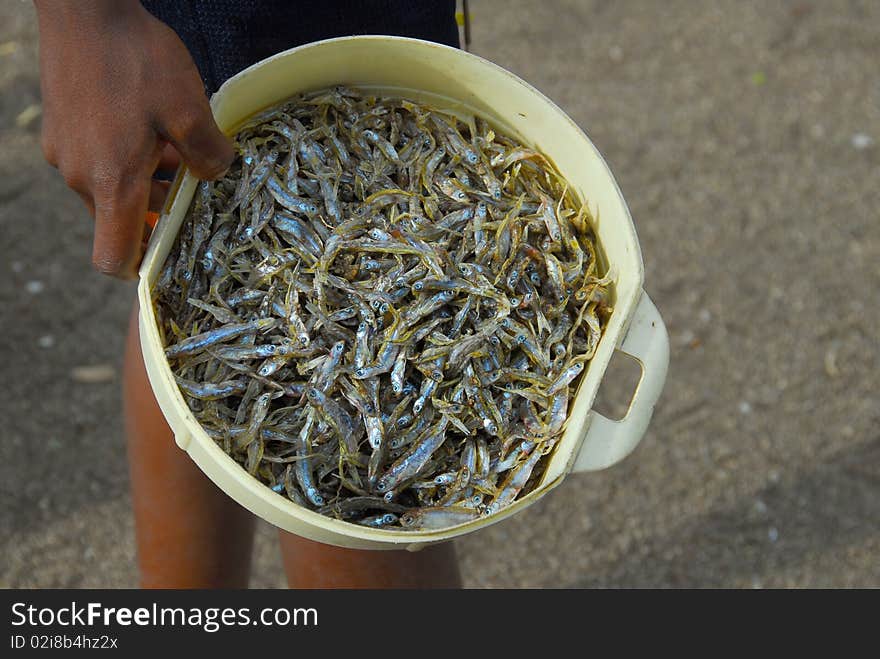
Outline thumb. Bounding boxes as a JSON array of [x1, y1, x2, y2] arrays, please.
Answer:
[[159, 98, 234, 180]]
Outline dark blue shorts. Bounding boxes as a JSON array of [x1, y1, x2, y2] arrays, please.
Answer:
[[141, 0, 460, 94]]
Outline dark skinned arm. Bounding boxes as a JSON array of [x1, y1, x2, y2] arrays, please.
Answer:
[[34, 0, 234, 278]]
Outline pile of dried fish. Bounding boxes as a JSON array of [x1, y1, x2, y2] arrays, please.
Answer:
[[153, 86, 612, 530]]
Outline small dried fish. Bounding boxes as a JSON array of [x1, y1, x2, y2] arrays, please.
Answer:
[[153, 87, 611, 530]]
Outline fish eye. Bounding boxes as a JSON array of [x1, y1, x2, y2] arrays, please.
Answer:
[[355, 368, 366, 378], [379, 303, 390, 313], [515, 334, 527, 344], [382, 491, 394, 503], [413, 281, 424, 291]]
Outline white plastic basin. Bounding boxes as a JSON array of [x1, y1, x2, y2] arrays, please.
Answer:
[[137, 36, 670, 551]]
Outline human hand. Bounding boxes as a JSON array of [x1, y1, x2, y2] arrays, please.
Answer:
[[35, 0, 234, 278]]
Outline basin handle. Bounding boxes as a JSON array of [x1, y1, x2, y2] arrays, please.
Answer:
[[572, 290, 669, 473]]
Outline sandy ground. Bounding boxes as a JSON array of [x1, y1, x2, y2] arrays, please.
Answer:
[[1, 1, 877, 588]]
